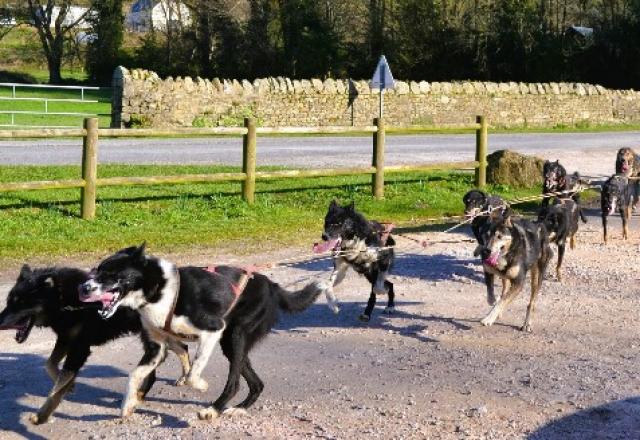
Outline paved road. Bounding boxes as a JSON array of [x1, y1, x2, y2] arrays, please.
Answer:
[[1, 131, 639, 174]]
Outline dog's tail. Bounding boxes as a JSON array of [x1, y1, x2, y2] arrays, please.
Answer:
[[275, 281, 328, 313]]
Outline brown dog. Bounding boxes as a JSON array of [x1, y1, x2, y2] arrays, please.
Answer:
[[615, 148, 640, 208]]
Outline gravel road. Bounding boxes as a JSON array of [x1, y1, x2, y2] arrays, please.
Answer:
[[1, 208, 639, 439], [1, 132, 639, 177]]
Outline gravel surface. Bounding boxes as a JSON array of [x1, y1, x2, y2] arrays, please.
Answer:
[[1, 209, 639, 439], [0, 132, 639, 175]]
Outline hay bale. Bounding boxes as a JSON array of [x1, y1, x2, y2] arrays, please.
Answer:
[[487, 149, 545, 188]]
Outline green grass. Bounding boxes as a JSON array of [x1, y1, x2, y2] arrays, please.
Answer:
[[0, 165, 541, 265], [0, 86, 111, 128]]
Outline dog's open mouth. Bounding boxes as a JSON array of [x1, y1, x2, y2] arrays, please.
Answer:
[[483, 253, 500, 267], [621, 164, 630, 173], [80, 286, 123, 319], [313, 237, 342, 254], [0, 316, 35, 343]]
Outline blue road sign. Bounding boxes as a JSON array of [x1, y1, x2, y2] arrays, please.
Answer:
[[371, 55, 395, 90]]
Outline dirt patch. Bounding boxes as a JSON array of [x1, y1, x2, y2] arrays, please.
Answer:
[[0, 210, 638, 439]]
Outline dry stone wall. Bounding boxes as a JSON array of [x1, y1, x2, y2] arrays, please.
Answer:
[[111, 66, 640, 128]]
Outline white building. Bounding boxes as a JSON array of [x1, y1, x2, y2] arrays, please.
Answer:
[[126, 0, 191, 32], [45, 6, 91, 29]]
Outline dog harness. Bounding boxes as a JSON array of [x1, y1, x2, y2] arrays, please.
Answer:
[[204, 266, 255, 317], [161, 265, 255, 341]]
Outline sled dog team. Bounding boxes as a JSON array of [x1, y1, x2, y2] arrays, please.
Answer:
[[0, 149, 634, 424]]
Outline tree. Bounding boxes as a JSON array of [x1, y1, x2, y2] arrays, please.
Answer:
[[87, 0, 123, 84], [25, 0, 92, 83]]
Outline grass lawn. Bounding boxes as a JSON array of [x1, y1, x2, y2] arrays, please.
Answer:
[[0, 165, 541, 265], [0, 86, 111, 128]]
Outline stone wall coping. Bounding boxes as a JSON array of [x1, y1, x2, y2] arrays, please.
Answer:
[[116, 66, 638, 97]]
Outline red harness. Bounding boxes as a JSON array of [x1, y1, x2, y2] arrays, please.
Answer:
[[162, 265, 255, 340], [205, 266, 256, 317]]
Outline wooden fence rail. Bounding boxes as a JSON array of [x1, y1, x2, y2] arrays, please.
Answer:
[[0, 117, 489, 220]]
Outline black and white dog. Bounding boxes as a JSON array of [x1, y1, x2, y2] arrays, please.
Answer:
[[79, 244, 327, 420], [0, 265, 189, 424], [315, 200, 395, 322]]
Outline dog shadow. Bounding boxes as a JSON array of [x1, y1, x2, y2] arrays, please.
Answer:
[[528, 397, 640, 439], [276, 302, 472, 343], [0, 352, 189, 437], [289, 251, 485, 284]]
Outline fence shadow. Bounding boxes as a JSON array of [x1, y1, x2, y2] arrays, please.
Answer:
[[0, 175, 451, 212], [528, 397, 640, 440], [0, 352, 189, 437]]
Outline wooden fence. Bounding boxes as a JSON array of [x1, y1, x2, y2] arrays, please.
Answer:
[[0, 117, 488, 220]]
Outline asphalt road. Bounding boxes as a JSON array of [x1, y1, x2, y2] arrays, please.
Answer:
[[1, 131, 639, 171]]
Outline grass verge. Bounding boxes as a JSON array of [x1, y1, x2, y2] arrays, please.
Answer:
[[0, 165, 542, 264], [0, 86, 111, 128]]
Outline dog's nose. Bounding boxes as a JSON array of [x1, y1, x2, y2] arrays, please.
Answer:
[[480, 248, 491, 260], [321, 233, 329, 241]]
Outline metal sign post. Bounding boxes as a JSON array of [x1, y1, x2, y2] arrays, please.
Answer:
[[370, 55, 395, 119]]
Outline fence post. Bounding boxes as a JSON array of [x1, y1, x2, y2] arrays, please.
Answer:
[[372, 118, 385, 199], [475, 115, 488, 188], [81, 118, 99, 219], [242, 117, 257, 204]]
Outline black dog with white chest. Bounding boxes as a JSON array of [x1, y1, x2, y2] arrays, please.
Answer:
[[537, 199, 580, 282], [0, 265, 189, 425], [462, 189, 506, 247], [315, 200, 395, 322], [601, 174, 632, 244], [79, 244, 327, 421]]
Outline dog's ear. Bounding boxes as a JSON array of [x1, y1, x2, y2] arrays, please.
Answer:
[[329, 199, 339, 210], [131, 242, 147, 263], [18, 264, 32, 281], [346, 201, 355, 211]]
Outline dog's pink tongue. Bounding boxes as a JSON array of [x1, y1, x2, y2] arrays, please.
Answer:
[[80, 291, 115, 307], [313, 238, 340, 254], [484, 253, 499, 267]]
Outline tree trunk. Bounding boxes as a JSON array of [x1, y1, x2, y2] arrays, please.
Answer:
[[48, 35, 64, 84]]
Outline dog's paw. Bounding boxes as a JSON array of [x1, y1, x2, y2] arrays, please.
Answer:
[[480, 317, 494, 327], [198, 407, 220, 421], [187, 376, 209, 392], [329, 303, 340, 314], [174, 376, 188, 387], [358, 313, 371, 322], [29, 414, 46, 425], [486, 294, 497, 306], [223, 407, 248, 418], [120, 406, 135, 419], [383, 306, 395, 315], [520, 324, 532, 333]]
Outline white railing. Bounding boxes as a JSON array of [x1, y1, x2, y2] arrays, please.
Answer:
[[0, 83, 109, 128]]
